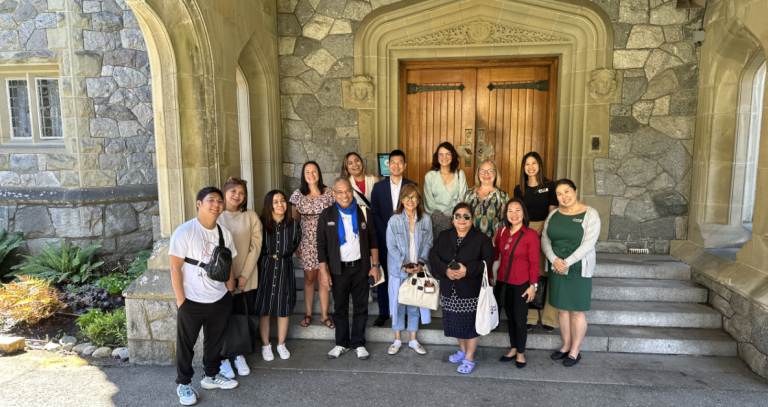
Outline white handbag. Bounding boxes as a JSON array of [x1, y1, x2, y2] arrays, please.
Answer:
[[475, 261, 499, 336], [398, 263, 440, 310]]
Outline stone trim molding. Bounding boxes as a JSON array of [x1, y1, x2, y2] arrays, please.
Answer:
[[0, 184, 158, 204], [395, 20, 567, 46]]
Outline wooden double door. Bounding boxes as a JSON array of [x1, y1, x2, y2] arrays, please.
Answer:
[[399, 58, 558, 193]]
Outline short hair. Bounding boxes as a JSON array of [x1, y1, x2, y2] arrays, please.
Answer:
[[260, 189, 293, 234], [473, 158, 502, 190], [299, 161, 327, 196], [339, 152, 371, 179], [451, 202, 474, 228], [430, 142, 459, 172], [196, 187, 223, 210], [502, 198, 530, 228], [389, 149, 406, 163], [519, 152, 548, 197], [331, 177, 351, 190], [555, 179, 577, 192], [223, 177, 248, 212], [393, 184, 424, 221]]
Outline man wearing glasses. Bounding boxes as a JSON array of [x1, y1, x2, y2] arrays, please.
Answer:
[[318, 178, 382, 360], [370, 150, 418, 327]]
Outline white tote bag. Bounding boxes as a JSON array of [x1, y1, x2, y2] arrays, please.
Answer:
[[475, 261, 499, 336], [398, 263, 440, 310]]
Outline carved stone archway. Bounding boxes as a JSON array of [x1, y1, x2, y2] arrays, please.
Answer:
[[353, 0, 613, 212]]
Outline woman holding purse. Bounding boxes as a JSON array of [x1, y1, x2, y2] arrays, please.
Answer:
[[429, 203, 495, 374], [385, 184, 434, 355], [493, 198, 540, 368]]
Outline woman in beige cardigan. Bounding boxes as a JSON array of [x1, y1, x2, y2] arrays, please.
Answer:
[[216, 177, 263, 378]]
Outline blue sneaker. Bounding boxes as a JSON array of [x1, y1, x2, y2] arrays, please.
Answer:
[[176, 384, 198, 405]]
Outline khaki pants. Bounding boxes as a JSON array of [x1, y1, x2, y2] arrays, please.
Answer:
[[527, 221, 559, 328]]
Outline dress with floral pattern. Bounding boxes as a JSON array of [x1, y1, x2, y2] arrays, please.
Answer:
[[461, 188, 509, 238], [289, 187, 335, 270]]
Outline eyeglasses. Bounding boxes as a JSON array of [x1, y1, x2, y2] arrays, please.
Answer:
[[438, 153, 452, 158], [402, 196, 419, 202], [478, 169, 496, 175], [453, 213, 471, 220]]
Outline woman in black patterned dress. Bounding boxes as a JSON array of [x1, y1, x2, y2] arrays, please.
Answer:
[[255, 190, 302, 361]]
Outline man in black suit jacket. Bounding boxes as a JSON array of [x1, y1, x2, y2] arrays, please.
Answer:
[[319, 177, 381, 360], [370, 150, 417, 327]]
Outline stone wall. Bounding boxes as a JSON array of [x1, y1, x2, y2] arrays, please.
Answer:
[[0, 0, 157, 260], [276, 0, 702, 253]]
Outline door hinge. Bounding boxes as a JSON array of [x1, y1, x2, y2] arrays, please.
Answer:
[[488, 80, 548, 92], [407, 83, 466, 94]]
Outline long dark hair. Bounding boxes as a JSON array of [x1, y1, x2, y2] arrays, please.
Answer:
[[261, 190, 293, 234], [393, 184, 424, 221], [223, 177, 248, 212], [451, 202, 473, 229], [518, 151, 549, 197], [339, 152, 371, 179], [502, 198, 530, 228], [431, 142, 459, 172], [299, 161, 326, 196]]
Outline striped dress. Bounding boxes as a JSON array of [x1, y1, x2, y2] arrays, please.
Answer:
[[254, 219, 302, 317]]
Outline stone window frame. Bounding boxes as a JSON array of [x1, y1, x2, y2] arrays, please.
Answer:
[[0, 65, 64, 149]]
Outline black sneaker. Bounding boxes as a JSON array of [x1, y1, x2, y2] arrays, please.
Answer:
[[373, 315, 389, 327]]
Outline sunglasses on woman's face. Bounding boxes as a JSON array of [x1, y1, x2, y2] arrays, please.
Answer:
[[453, 213, 471, 220]]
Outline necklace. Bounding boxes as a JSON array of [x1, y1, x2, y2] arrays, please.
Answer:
[[457, 236, 464, 246]]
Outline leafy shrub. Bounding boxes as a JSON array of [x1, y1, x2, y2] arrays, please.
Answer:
[[76, 307, 127, 347], [95, 273, 133, 296], [10, 242, 103, 284], [0, 276, 64, 324], [0, 229, 24, 276], [59, 284, 115, 313], [125, 250, 152, 278]]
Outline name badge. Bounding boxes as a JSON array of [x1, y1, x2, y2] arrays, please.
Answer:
[[361, 222, 367, 230], [537, 188, 548, 193], [327, 222, 336, 226], [573, 219, 583, 223]]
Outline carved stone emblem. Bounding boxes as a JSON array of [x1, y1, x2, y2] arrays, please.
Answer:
[[588, 69, 617, 98], [396, 20, 566, 46], [342, 75, 375, 109]]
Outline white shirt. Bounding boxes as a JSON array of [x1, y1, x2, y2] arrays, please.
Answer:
[[339, 211, 361, 261], [390, 176, 403, 210], [169, 218, 238, 303], [409, 230, 417, 263]]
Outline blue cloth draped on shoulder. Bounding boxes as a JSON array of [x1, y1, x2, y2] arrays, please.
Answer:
[[336, 197, 359, 245]]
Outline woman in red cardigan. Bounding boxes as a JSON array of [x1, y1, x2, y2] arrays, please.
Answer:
[[493, 197, 540, 368]]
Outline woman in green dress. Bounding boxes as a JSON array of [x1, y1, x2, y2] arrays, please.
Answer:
[[541, 179, 600, 367]]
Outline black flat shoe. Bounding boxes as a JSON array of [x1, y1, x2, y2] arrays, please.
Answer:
[[499, 355, 515, 362], [526, 324, 534, 331], [373, 315, 389, 327], [550, 350, 570, 360], [515, 360, 526, 369], [543, 325, 555, 333], [563, 353, 581, 367]]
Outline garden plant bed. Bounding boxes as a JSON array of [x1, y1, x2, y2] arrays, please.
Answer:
[[0, 313, 81, 341]]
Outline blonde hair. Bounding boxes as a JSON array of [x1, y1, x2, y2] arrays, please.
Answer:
[[473, 158, 502, 190]]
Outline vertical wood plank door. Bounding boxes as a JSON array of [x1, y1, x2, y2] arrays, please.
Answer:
[[400, 59, 557, 194], [401, 68, 477, 189]]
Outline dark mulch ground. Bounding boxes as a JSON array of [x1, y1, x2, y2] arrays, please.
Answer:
[[0, 313, 81, 341]]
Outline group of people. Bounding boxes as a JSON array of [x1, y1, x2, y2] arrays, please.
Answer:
[[168, 143, 600, 405]]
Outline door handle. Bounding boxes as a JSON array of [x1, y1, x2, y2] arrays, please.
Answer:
[[458, 129, 473, 167]]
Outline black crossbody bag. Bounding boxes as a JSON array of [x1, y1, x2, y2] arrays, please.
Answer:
[[184, 224, 232, 282]]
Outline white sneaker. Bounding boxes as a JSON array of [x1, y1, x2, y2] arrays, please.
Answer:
[[355, 346, 369, 360], [327, 345, 349, 359], [177, 384, 198, 405], [276, 344, 290, 360], [234, 356, 250, 376], [262, 344, 274, 361], [200, 373, 238, 390], [219, 359, 235, 379]]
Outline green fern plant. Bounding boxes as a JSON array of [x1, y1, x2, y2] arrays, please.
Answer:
[[10, 242, 103, 284], [0, 229, 24, 276]]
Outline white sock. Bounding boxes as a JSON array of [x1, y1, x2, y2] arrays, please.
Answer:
[[409, 340, 419, 348], [393, 340, 402, 347]]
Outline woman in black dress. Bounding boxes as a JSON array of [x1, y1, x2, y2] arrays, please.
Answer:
[[429, 203, 495, 374], [255, 190, 302, 361]]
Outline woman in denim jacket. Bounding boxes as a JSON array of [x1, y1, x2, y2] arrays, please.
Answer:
[[385, 184, 434, 355]]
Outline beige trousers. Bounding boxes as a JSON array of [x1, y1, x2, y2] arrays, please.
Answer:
[[527, 220, 559, 327]]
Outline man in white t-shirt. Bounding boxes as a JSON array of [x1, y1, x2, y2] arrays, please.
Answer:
[[169, 187, 238, 405]]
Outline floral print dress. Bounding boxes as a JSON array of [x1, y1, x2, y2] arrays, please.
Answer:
[[289, 187, 335, 270], [461, 188, 509, 238]]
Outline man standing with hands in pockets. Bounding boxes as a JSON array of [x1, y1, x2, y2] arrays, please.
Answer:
[[168, 187, 239, 405], [318, 177, 381, 360]]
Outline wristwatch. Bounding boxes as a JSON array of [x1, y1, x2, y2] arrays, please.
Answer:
[[532, 283, 538, 290], [372, 263, 381, 268]]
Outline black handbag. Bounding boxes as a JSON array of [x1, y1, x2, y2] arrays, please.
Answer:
[[184, 224, 232, 282], [529, 262, 548, 310], [220, 295, 259, 358]]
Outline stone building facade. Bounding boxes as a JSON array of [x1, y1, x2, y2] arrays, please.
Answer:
[[0, 0, 157, 261]]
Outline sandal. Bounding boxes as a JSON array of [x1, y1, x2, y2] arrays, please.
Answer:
[[449, 350, 466, 364], [321, 317, 335, 329], [300, 315, 313, 327], [457, 360, 475, 374]]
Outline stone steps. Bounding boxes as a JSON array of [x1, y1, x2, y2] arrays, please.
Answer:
[[271, 314, 736, 357], [592, 278, 707, 302], [592, 253, 691, 280]]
